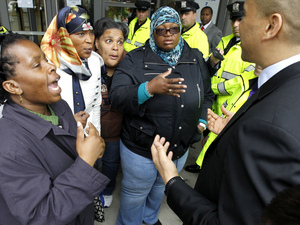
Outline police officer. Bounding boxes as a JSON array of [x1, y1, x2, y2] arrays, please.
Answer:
[[179, 1, 209, 59], [208, 1, 256, 115], [124, 0, 151, 52], [185, 1, 256, 173]]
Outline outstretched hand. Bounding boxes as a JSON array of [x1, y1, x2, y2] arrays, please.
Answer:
[[151, 135, 179, 184], [76, 121, 105, 167], [147, 68, 187, 98], [207, 105, 234, 135]]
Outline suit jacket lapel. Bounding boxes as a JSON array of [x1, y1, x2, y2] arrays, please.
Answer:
[[203, 23, 213, 34]]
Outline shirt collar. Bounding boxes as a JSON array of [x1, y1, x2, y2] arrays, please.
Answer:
[[258, 54, 300, 88], [203, 20, 212, 29]]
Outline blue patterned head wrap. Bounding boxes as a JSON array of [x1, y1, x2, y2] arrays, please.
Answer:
[[150, 6, 184, 66]]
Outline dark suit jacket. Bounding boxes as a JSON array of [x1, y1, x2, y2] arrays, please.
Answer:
[[203, 22, 222, 54], [166, 61, 300, 225]]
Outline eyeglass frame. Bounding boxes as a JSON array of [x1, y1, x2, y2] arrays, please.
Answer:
[[154, 26, 180, 36]]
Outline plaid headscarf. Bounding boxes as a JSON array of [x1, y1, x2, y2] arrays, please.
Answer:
[[149, 6, 184, 66]]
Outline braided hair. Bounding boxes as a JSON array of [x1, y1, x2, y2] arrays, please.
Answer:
[[0, 33, 27, 105]]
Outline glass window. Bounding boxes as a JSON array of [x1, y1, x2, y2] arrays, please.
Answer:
[[105, 6, 134, 24], [7, 0, 46, 44], [57, 0, 95, 23], [105, 0, 136, 2]]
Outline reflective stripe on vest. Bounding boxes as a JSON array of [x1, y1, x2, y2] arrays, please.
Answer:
[[221, 71, 238, 80], [126, 39, 144, 47], [134, 41, 144, 47], [217, 82, 230, 95], [244, 64, 255, 72]]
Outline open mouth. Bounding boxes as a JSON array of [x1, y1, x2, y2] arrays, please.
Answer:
[[49, 78, 60, 91], [84, 48, 92, 54]]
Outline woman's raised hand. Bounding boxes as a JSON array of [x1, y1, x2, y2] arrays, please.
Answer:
[[147, 68, 187, 98]]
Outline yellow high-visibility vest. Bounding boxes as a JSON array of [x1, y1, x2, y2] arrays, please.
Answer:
[[181, 22, 209, 59], [124, 17, 151, 52]]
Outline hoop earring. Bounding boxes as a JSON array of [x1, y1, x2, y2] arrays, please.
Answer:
[[19, 94, 23, 103]]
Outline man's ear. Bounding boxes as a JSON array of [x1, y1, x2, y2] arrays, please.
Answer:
[[2, 80, 23, 95], [263, 13, 283, 41]]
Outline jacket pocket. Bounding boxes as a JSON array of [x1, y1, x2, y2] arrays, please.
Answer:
[[130, 118, 157, 148]]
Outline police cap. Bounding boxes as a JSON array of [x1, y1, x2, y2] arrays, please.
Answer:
[[135, 1, 150, 11], [227, 1, 244, 21], [179, 1, 200, 13]]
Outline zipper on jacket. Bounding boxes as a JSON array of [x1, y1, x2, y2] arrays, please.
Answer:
[[197, 83, 201, 108]]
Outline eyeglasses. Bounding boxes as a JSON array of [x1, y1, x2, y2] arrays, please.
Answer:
[[154, 26, 180, 36]]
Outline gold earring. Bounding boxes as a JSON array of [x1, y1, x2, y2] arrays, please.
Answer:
[[19, 94, 23, 103]]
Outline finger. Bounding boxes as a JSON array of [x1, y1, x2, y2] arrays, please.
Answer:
[[167, 78, 185, 85], [76, 121, 85, 144], [167, 151, 173, 160], [208, 108, 218, 119], [155, 134, 160, 142], [85, 126, 90, 135], [154, 138, 169, 155], [81, 111, 90, 119], [87, 122, 99, 136], [151, 135, 161, 152], [160, 68, 172, 78], [151, 136, 160, 161], [168, 84, 187, 90], [170, 93, 182, 98], [159, 136, 166, 145], [163, 141, 170, 150], [221, 105, 232, 117]]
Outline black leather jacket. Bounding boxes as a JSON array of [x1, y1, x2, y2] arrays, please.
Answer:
[[110, 41, 214, 159]]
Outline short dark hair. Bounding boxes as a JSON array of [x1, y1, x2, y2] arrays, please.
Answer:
[[201, 6, 213, 15], [261, 185, 300, 225], [94, 17, 129, 41], [0, 33, 27, 104]]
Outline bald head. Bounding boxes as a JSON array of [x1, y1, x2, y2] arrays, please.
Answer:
[[254, 0, 300, 45], [240, 0, 300, 68]]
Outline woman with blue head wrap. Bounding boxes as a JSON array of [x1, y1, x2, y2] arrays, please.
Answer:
[[149, 6, 184, 66], [110, 6, 214, 225]]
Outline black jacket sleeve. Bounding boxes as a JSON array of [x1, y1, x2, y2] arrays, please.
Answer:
[[109, 53, 140, 115], [166, 179, 220, 225]]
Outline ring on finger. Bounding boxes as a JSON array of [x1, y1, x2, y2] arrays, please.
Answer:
[[169, 89, 172, 93]]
